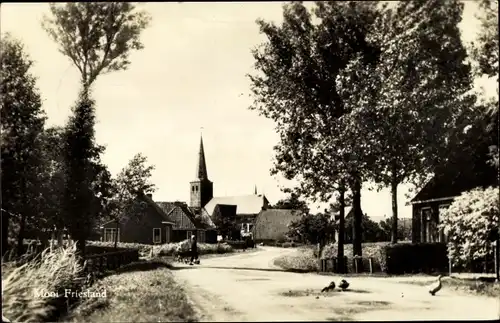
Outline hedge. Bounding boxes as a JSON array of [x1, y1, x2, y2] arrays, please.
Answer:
[[383, 242, 448, 275]]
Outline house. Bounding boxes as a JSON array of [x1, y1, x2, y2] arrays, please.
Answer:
[[101, 193, 175, 245], [186, 136, 270, 237], [156, 201, 217, 243], [211, 204, 239, 239], [253, 209, 303, 242], [410, 166, 498, 243]]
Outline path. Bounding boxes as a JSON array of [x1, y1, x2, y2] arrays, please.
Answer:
[[172, 247, 500, 322]]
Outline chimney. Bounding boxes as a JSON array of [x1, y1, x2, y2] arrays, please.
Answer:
[[146, 193, 152, 199]]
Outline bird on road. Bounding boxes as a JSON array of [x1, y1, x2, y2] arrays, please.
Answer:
[[428, 275, 443, 296], [321, 281, 336, 292], [339, 279, 350, 291]]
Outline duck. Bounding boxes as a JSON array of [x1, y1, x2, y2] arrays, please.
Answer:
[[428, 275, 443, 296], [338, 279, 349, 291], [321, 281, 336, 293]]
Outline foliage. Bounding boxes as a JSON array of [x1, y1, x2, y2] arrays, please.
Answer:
[[105, 153, 156, 246], [439, 186, 499, 269], [287, 212, 336, 246], [1, 241, 84, 322], [383, 242, 448, 274], [379, 218, 412, 241], [249, 1, 383, 257], [63, 262, 197, 323], [343, 213, 386, 243], [0, 34, 47, 255], [212, 208, 239, 241], [62, 91, 114, 256], [470, 0, 499, 81], [271, 192, 310, 214], [42, 2, 151, 89]]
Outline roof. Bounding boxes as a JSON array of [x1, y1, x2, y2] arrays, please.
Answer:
[[158, 201, 215, 230], [101, 193, 174, 227], [253, 209, 303, 241], [195, 135, 208, 181], [212, 204, 237, 220], [204, 194, 269, 216], [411, 166, 498, 204]]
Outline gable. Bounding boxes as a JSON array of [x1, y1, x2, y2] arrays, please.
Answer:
[[411, 166, 498, 203], [168, 206, 197, 230], [212, 204, 237, 220]]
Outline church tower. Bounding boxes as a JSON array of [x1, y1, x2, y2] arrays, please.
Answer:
[[190, 135, 213, 209]]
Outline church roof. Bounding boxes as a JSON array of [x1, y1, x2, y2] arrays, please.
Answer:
[[204, 194, 269, 216], [195, 135, 208, 180]]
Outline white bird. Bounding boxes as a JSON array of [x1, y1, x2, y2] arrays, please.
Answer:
[[3, 315, 11, 323], [428, 275, 443, 296]]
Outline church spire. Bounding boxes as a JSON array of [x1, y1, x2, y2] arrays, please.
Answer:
[[196, 135, 208, 180], [254, 185, 257, 195]]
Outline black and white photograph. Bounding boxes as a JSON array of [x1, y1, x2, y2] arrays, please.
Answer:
[[1, 1, 499, 322]]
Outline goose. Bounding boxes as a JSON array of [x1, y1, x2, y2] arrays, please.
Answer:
[[428, 275, 443, 296], [2, 315, 11, 323], [321, 281, 336, 292], [338, 279, 349, 291]]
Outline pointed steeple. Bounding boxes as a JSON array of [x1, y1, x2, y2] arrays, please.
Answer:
[[196, 135, 208, 180], [254, 185, 257, 195]]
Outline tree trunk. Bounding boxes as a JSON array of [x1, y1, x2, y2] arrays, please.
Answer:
[[114, 219, 119, 250], [1, 211, 9, 256], [391, 175, 399, 244], [337, 183, 346, 273], [16, 213, 27, 256], [75, 238, 86, 259], [352, 177, 362, 257]]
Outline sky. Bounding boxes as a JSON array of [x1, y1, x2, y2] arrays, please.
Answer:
[[1, 2, 496, 220]]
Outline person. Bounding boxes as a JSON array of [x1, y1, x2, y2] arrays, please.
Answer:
[[189, 234, 198, 265]]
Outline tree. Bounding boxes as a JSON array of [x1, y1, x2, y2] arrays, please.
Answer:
[[62, 91, 114, 256], [336, 0, 474, 244], [470, 0, 498, 82], [286, 212, 336, 258], [42, 2, 151, 90], [271, 191, 310, 214], [42, 2, 150, 257], [249, 1, 383, 262], [212, 208, 239, 241], [108, 153, 156, 248], [0, 34, 47, 256], [439, 187, 499, 270], [379, 217, 412, 242], [343, 212, 385, 243]]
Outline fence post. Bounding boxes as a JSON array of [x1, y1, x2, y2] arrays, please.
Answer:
[[369, 258, 373, 274], [495, 240, 499, 282]]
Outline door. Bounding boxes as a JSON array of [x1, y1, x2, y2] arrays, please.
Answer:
[[165, 226, 171, 243], [421, 207, 432, 242]]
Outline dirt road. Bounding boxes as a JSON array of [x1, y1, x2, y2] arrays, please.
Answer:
[[172, 247, 500, 321]]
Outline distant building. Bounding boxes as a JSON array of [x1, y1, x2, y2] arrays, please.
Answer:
[[253, 209, 303, 242], [187, 136, 270, 237]]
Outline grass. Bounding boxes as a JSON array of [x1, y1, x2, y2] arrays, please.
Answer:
[[401, 276, 500, 298], [63, 259, 197, 322], [273, 242, 394, 273], [87, 240, 234, 258], [1, 241, 85, 322]]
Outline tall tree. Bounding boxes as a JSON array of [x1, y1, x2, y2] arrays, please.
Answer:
[[249, 2, 382, 261], [338, 0, 474, 243], [0, 34, 47, 255], [62, 91, 114, 256], [107, 153, 156, 248], [42, 2, 150, 256], [42, 2, 151, 91]]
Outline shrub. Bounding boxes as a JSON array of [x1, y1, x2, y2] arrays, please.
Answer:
[[273, 248, 319, 272], [224, 240, 247, 250], [439, 186, 499, 271], [153, 240, 234, 257], [383, 242, 448, 274], [2, 241, 85, 322]]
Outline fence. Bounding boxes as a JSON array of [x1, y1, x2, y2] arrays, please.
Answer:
[[84, 249, 139, 273], [320, 256, 378, 274]]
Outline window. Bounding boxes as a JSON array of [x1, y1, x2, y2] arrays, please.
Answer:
[[198, 230, 205, 243], [438, 204, 451, 243], [420, 207, 432, 243], [153, 228, 161, 244], [104, 228, 120, 243], [186, 230, 193, 240], [192, 186, 195, 192]]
